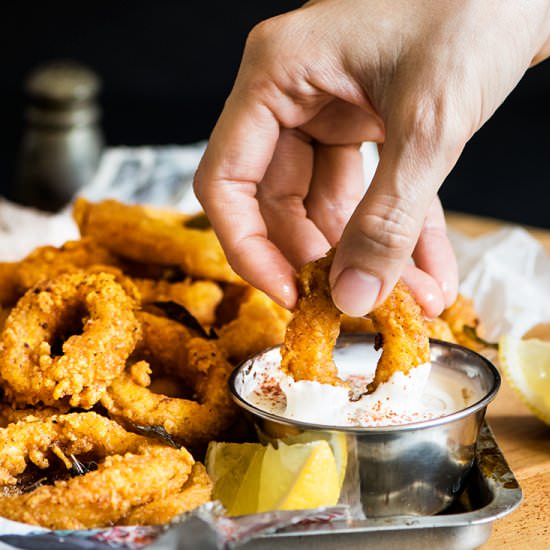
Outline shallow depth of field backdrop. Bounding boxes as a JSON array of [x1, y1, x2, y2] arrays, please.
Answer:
[[1, 1, 549, 225]]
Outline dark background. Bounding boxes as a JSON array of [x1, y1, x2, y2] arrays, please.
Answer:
[[1, 2, 549, 226]]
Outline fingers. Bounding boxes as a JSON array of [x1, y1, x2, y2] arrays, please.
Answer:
[[412, 197, 458, 309], [194, 93, 298, 309], [304, 143, 366, 245], [400, 265, 445, 318], [329, 116, 463, 317], [257, 129, 331, 270]]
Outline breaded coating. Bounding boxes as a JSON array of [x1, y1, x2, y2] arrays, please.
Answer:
[[13, 238, 120, 294], [0, 403, 70, 428], [134, 278, 223, 326], [0, 412, 178, 485], [367, 280, 430, 392], [123, 462, 212, 525], [280, 249, 343, 385], [0, 271, 140, 408], [218, 288, 292, 363], [0, 446, 193, 529], [102, 337, 238, 448], [135, 311, 195, 374], [73, 198, 241, 283]]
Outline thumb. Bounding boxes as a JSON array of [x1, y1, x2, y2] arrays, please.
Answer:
[[329, 119, 463, 316]]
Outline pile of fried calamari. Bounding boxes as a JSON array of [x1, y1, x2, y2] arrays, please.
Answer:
[[0, 199, 482, 530]]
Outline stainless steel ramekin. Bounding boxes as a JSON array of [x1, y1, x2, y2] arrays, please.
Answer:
[[229, 334, 500, 517]]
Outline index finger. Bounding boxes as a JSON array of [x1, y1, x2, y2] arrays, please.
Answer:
[[194, 92, 298, 308]]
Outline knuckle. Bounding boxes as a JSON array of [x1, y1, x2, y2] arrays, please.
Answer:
[[356, 199, 418, 258], [400, 92, 468, 164], [245, 15, 287, 60]]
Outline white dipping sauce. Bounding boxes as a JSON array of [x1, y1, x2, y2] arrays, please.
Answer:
[[237, 343, 482, 427]]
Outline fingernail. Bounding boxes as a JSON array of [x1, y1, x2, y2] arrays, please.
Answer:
[[332, 268, 381, 316], [440, 280, 457, 309], [269, 279, 297, 310]]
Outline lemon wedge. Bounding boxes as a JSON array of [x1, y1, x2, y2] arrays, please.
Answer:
[[499, 335, 550, 425], [262, 431, 348, 490], [206, 439, 342, 515], [205, 442, 265, 515], [258, 440, 340, 512]]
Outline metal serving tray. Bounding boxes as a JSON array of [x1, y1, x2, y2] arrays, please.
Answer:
[[239, 423, 522, 550]]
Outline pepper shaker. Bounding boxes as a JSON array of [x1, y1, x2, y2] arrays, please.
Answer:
[[15, 60, 104, 211]]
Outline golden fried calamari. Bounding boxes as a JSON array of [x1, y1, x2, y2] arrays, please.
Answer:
[[280, 250, 430, 392], [280, 250, 342, 385], [0, 413, 195, 529], [134, 277, 223, 326], [123, 462, 213, 525], [102, 335, 238, 448], [0, 271, 140, 408], [0, 412, 153, 484], [12, 238, 120, 295], [367, 280, 430, 392], [73, 198, 241, 283], [0, 447, 192, 530], [0, 403, 70, 428], [218, 288, 292, 363]]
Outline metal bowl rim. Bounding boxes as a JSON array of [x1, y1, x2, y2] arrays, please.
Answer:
[[228, 334, 501, 434]]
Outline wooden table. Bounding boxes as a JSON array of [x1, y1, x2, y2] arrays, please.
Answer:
[[446, 212, 550, 549]]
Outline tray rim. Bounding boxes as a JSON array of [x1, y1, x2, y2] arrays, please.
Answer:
[[254, 421, 522, 540]]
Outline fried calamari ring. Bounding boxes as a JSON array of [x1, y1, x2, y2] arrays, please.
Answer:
[[123, 462, 213, 525], [280, 249, 342, 385], [280, 250, 429, 392], [0, 412, 192, 483], [73, 198, 242, 283], [135, 310, 195, 371], [367, 280, 430, 393], [13, 238, 121, 295], [0, 271, 140, 408], [440, 293, 483, 351], [0, 403, 70, 428], [134, 277, 223, 326], [102, 336, 238, 448], [218, 288, 291, 363], [0, 413, 194, 529]]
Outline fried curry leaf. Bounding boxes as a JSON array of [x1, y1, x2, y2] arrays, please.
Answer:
[[463, 325, 498, 349], [151, 300, 218, 339], [68, 454, 98, 476], [132, 423, 181, 448]]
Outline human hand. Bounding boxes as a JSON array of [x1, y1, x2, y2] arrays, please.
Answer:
[[194, 0, 550, 317]]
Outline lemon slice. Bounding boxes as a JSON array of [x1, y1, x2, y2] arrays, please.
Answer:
[[499, 335, 550, 425], [205, 442, 265, 515], [258, 440, 340, 512]]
